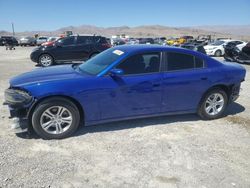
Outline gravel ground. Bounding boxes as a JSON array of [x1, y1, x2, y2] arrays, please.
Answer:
[[0, 46, 250, 188]]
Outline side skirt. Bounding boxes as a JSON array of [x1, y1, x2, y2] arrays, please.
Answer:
[[85, 109, 196, 126]]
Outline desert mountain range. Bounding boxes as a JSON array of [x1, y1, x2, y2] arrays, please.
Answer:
[[1, 25, 250, 40]]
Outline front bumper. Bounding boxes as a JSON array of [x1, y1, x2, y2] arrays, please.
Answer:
[[30, 50, 40, 63], [205, 49, 215, 56], [3, 102, 33, 131], [4, 88, 35, 131]]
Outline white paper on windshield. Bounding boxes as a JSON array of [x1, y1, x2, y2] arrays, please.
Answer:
[[113, 50, 124, 56]]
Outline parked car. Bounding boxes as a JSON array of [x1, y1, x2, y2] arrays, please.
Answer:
[[112, 39, 126, 46], [235, 42, 250, 64], [177, 36, 194, 45], [30, 35, 111, 66], [228, 40, 247, 50], [166, 37, 178, 45], [196, 35, 213, 45], [126, 38, 139, 45], [205, 40, 246, 57], [224, 41, 240, 62], [154, 37, 166, 45], [36, 36, 48, 46], [41, 37, 61, 46], [19, 36, 37, 46], [139, 38, 154, 44], [0, 36, 18, 46], [181, 44, 206, 54], [4, 45, 246, 139], [204, 40, 233, 57]]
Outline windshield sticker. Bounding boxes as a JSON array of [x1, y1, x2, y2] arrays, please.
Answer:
[[113, 50, 124, 56]]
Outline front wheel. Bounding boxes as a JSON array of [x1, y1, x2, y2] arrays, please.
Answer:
[[198, 89, 228, 120], [32, 97, 80, 139], [214, 50, 222, 57], [39, 54, 54, 67]]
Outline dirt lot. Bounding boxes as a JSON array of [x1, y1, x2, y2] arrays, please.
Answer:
[[0, 46, 250, 188]]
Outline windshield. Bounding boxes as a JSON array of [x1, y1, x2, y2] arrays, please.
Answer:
[[79, 48, 125, 75], [210, 40, 225, 46]]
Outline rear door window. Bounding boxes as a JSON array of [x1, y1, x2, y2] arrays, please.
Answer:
[[77, 36, 92, 45], [95, 37, 108, 44], [167, 52, 194, 71], [58, 37, 75, 46], [166, 52, 204, 71]]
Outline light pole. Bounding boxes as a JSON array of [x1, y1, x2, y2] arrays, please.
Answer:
[[12, 22, 15, 36]]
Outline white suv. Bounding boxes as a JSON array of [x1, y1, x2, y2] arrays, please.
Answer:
[[204, 40, 247, 57]]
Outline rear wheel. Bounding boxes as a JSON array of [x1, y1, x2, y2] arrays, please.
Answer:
[[214, 50, 222, 57], [39, 54, 54, 67], [32, 97, 80, 139], [198, 88, 228, 119]]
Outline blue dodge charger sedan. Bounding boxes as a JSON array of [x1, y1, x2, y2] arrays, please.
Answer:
[[4, 45, 246, 139]]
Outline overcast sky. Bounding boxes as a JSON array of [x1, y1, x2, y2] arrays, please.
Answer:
[[0, 0, 250, 32]]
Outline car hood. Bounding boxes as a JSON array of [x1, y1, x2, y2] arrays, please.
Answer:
[[10, 64, 86, 87]]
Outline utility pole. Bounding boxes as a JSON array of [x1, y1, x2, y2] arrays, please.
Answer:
[[12, 22, 15, 36]]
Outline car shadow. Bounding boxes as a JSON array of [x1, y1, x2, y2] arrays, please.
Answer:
[[74, 102, 245, 137], [16, 102, 245, 139], [224, 101, 245, 116], [74, 114, 199, 136]]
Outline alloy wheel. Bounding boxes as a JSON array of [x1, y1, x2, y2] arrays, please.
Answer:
[[205, 93, 225, 116], [40, 106, 73, 135], [40, 55, 52, 66]]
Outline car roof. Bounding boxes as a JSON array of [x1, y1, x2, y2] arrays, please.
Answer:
[[113, 44, 198, 54]]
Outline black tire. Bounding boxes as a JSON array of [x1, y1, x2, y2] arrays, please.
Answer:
[[198, 88, 228, 120], [38, 54, 54, 67], [214, 50, 222, 57], [32, 97, 80, 139]]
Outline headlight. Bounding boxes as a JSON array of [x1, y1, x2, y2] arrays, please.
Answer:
[[4, 89, 33, 105]]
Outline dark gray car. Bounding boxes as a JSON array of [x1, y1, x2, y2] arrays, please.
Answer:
[[19, 36, 36, 46]]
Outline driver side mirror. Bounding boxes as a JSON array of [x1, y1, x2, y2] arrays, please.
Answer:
[[109, 68, 124, 77]]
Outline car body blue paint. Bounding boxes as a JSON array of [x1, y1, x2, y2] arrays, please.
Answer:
[[9, 45, 246, 126]]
